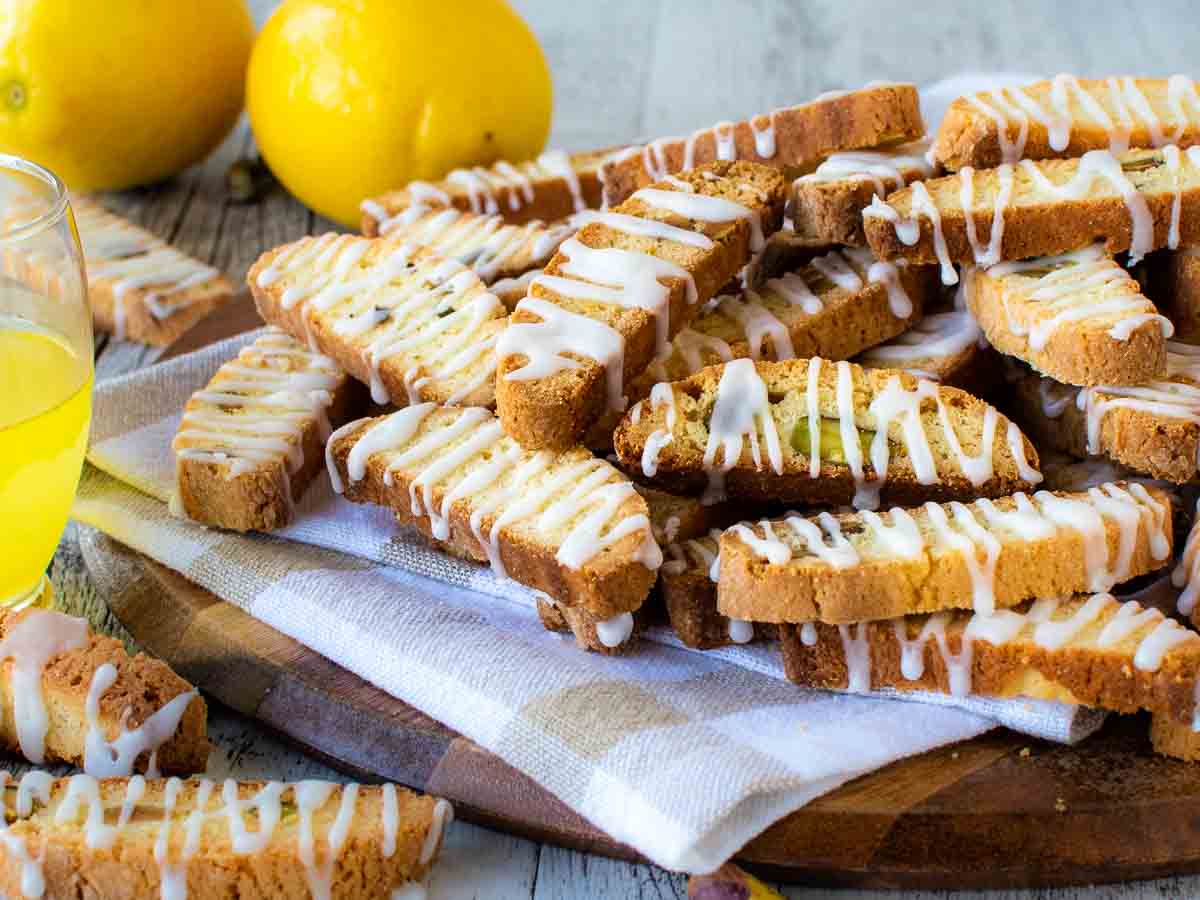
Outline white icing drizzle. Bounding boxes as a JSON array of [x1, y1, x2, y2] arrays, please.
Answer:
[[701, 359, 783, 504], [630, 187, 765, 252], [1173, 498, 1200, 617], [800, 622, 818, 646], [596, 613, 636, 648], [858, 310, 982, 377], [797, 140, 935, 197], [863, 182, 957, 285], [661, 531, 722, 578], [640, 382, 677, 478], [83, 662, 197, 778], [838, 624, 872, 692], [333, 405, 661, 578], [727, 619, 755, 644]]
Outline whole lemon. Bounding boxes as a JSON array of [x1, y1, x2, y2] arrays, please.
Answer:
[[0, 0, 254, 191], [247, 0, 552, 227]]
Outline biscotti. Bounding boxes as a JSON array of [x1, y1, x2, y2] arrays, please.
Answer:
[[0, 772, 451, 900], [964, 245, 1172, 386], [0, 608, 208, 775], [249, 235, 507, 408], [1151, 714, 1200, 761], [362, 147, 614, 229], [934, 75, 1200, 170], [855, 310, 994, 392], [779, 592, 1200, 723], [600, 82, 925, 206], [171, 329, 364, 532], [863, 147, 1200, 282], [635, 484, 744, 546], [717, 482, 1173, 624], [790, 140, 938, 245], [1146, 245, 1200, 340], [1006, 343, 1200, 482], [496, 161, 788, 450], [357, 203, 574, 283], [613, 356, 1041, 509], [1173, 498, 1200, 626], [327, 404, 662, 637]]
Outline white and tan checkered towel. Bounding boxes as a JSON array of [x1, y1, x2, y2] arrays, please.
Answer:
[[74, 326, 1107, 873]]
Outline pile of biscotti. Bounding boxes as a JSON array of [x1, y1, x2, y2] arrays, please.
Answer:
[[173, 75, 1200, 762]]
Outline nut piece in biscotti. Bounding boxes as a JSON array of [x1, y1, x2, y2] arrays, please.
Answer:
[[789, 140, 938, 246], [778, 592, 1200, 724], [0, 773, 452, 900], [1151, 713, 1200, 761], [356, 204, 574, 284], [934, 75, 1200, 171], [1005, 344, 1200, 483], [613, 356, 1041, 510], [965, 244, 1172, 386], [1145, 245, 1200, 341], [495, 160, 788, 451], [600, 82, 925, 206], [717, 481, 1173, 625], [6, 196, 234, 346], [327, 404, 662, 635], [171, 328, 365, 533], [0, 608, 208, 775], [248, 235, 507, 409], [855, 310, 998, 394], [863, 147, 1200, 284], [361, 147, 616, 230]]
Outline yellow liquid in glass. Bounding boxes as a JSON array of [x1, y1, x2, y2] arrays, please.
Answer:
[[0, 318, 92, 605]]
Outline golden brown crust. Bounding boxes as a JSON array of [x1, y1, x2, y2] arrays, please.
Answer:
[[1146, 247, 1200, 341], [496, 161, 788, 451], [1150, 714, 1200, 761], [934, 78, 1200, 171], [88, 278, 234, 347], [778, 594, 1200, 723], [613, 357, 1040, 507], [600, 83, 925, 206], [0, 777, 446, 900], [717, 484, 1174, 624], [864, 148, 1200, 268], [855, 310, 1000, 394]]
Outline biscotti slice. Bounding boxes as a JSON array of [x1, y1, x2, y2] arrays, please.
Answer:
[[863, 147, 1200, 283], [965, 244, 1173, 386], [171, 329, 364, 532], [934, 75, 1200, 170], [717, 482, 1173, 624], [63, 198, 233, 346], [249, 235, 507, 408], [362, 147, 615, 229], [496, 161, 788, 450], [0, 608, 208, 775], [356, 204, 574, 284], [0, 772, 451, 900], [600, 82, 924, 206], [613, 356, 1041, 509], [633, 484, 744, 546], [779, 592, 1200, 722], [1151, 714, 1200, 761], [1007, 344, 1200, 482], [327, 404, 662, 636], [856, 310, 994, 391], [490, 268, 540, 312], [1146, 245, 1200, 340], [790, 140, 938, 245]]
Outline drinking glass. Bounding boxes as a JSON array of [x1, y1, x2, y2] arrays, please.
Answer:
[[0, 154, 91, 610]]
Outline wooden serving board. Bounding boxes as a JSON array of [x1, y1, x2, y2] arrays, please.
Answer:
[[89, 304, 1200, 889]]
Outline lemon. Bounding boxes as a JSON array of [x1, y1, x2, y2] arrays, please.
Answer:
[[247, 0, 553, 227], [0, 0, 254, 192]]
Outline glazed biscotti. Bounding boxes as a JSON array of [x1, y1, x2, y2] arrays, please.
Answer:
[[934, 75, 1200, 170], [716, 482, 1173, 624], [1146, 245, 1200, 340], [0, 772, 451, 900], [171, 329, 364, 532], [0, 608, 208, 775], [362, 147, 614, 229], [600, 82, 925, 206], [496, 160, 788, 451], [964, 244, 1172, 386], [855, 310, 996, 392], [1151, 714, 1200, 761], [789, 140, 938, 245], [357, 204, 574, 284], [613, 357, 1041, 509], [327, 404, 662, 651], [1006, 343, 1200, 482], [864, 147, 1200, 281], [779, 592, 1200, 721], [249, 235, 507, 408]]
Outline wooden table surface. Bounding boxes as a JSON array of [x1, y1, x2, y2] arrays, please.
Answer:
[[49, 0, 1200, 895]]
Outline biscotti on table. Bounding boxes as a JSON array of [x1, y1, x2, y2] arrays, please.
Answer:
[[172, 328, 366, 532], [613, 356, 1041, 509], [0, 771, 452, 900], [496, 160, 788, 451]]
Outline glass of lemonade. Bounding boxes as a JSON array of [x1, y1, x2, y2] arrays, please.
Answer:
[[0, 155, 91, 610]]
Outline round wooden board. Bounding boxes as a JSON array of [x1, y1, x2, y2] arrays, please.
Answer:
[[90, 532, 1200, 890]]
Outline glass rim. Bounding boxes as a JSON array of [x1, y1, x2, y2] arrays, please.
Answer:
[[0, 153, 69, 245]]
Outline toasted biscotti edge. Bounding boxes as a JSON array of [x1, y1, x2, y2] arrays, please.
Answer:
[[1151, 714, 1200, 761], [90, 276, 234, 347]]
